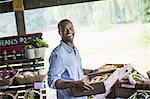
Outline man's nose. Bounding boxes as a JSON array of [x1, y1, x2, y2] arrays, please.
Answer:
[[67, 29, 72, 33]]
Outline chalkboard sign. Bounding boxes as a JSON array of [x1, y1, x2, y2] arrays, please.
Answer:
[[0, 33, 42, 47], [0, 33, 42, 54]]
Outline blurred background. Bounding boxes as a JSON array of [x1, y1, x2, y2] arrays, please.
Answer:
[[0, 0, 150, 98]]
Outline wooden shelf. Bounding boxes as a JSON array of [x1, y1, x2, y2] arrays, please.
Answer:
[[0, 82, 45, 91], [0, 58, 44, 66]]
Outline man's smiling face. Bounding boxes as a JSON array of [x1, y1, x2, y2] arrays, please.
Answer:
[[59, 21, 75, 43]]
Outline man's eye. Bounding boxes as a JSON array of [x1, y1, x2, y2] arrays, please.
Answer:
[[62, 30, 66, 32]]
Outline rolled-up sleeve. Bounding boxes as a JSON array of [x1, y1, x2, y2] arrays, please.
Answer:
[[47, 51, 64, 89]]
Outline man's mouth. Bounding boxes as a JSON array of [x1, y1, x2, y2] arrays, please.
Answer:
[[66, 33, 73, 37]]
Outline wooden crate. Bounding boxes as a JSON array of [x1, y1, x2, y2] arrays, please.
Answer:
[[71, 70, 118, 96], [113, 79, 150, 98]]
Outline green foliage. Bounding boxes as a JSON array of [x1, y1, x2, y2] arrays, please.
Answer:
[[28, 91, 35, 99], [143, 0, 150, 4], [25, 45, 34, 49], [140, 0, 150, 23], [88, 95, 95, 99], [36, 38, 49, 48]]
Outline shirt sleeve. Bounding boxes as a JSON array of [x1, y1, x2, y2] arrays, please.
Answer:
[[47, 51, 65, 89]]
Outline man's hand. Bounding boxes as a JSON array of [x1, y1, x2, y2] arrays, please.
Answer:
[[73, 80, 94, 91], [55, 78, 94, 90]]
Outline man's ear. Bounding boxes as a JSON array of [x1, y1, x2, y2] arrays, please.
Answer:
[[58, 30, 61, 35], [59, 30, 62, 36]]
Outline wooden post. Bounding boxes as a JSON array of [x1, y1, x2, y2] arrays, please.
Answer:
[[13, 0, 26, 35]]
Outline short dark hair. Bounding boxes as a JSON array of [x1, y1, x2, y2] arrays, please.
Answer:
[[57, 19, 72, 30]]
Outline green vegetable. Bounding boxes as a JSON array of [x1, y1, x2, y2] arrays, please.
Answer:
[[132, 74, 145, 82], [28, 92, 35, 99], [36, 38, 49, 48], [25, 45, 34, 49], [131, 95, 137, 99], [88, 95, 95, 99]]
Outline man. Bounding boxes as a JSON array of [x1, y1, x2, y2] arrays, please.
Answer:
[[48, 19, 94, 99]]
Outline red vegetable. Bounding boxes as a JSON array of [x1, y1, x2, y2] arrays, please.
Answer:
[[1, 71, 16, 79], [0, 72, 3, 77]]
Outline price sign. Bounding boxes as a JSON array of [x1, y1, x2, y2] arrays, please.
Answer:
[[0, 33, 42, 54], [34, 82, 45, 89]]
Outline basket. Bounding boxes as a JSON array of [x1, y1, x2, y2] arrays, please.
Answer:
[[15, 75, 46, 84], [0, 77, 14, 86], [0, 70, 19, 86]]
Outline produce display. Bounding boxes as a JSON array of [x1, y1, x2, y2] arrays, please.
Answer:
[[128, 71, 145, 85], [98, 65, 117, 72], [15, 69, 46, 84], [26, 91, 40, 99], [130, 91, 150, 99], [17, 69, 46, 78], [0, 40, 46, 99], [0, 70, 16, 80], [24, 89, 41, 99], [0, 70, 18, 85], [28, 92, 36, 99], [86, 74, 110, 84], [85, 64, 120, 84], [97, 64, 128, 72]]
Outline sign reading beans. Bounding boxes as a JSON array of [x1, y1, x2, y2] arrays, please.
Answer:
[[0, 33, 42, 54]]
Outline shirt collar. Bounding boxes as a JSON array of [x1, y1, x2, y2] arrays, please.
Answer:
[[60, 41, 77, 53]]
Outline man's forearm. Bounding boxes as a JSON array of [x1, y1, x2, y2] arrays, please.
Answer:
[[55, 79, 76, 89], [55, 79, 94, 90]]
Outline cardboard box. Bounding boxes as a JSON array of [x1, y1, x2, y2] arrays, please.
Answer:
[[71, 70, 118, 97]]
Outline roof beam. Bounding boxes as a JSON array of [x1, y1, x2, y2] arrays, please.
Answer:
[[0, 1, 13, 13], [0, 0, 101, 13], [24, 0, 100, 10]]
